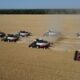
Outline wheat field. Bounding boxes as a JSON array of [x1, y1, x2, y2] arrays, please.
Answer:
[[0, 15, 80, 80]]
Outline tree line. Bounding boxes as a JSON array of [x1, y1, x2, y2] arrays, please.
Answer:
[[0, 9, 80, 14]]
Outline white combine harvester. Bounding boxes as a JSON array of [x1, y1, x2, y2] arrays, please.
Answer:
[[43, 29, 61, 42]]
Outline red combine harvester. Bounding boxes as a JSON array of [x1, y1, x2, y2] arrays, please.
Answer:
[[74, 50, 80, 61]]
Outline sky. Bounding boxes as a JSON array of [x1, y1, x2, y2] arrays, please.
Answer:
[[0, 0, 80, 9]]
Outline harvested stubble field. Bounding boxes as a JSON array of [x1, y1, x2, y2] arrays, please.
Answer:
[[0, 15, 80, 80]]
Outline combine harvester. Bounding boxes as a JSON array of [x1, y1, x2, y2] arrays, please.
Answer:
[[1, 34, 19, 42], [29, 38, 50, 49], [74, 50, 80, 61], [12, 30, 31, 43], [43, 29, 61, 43], [0, 32, 6, 38], [76, 32, 80, 38], [18, 30, 31, 37]]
